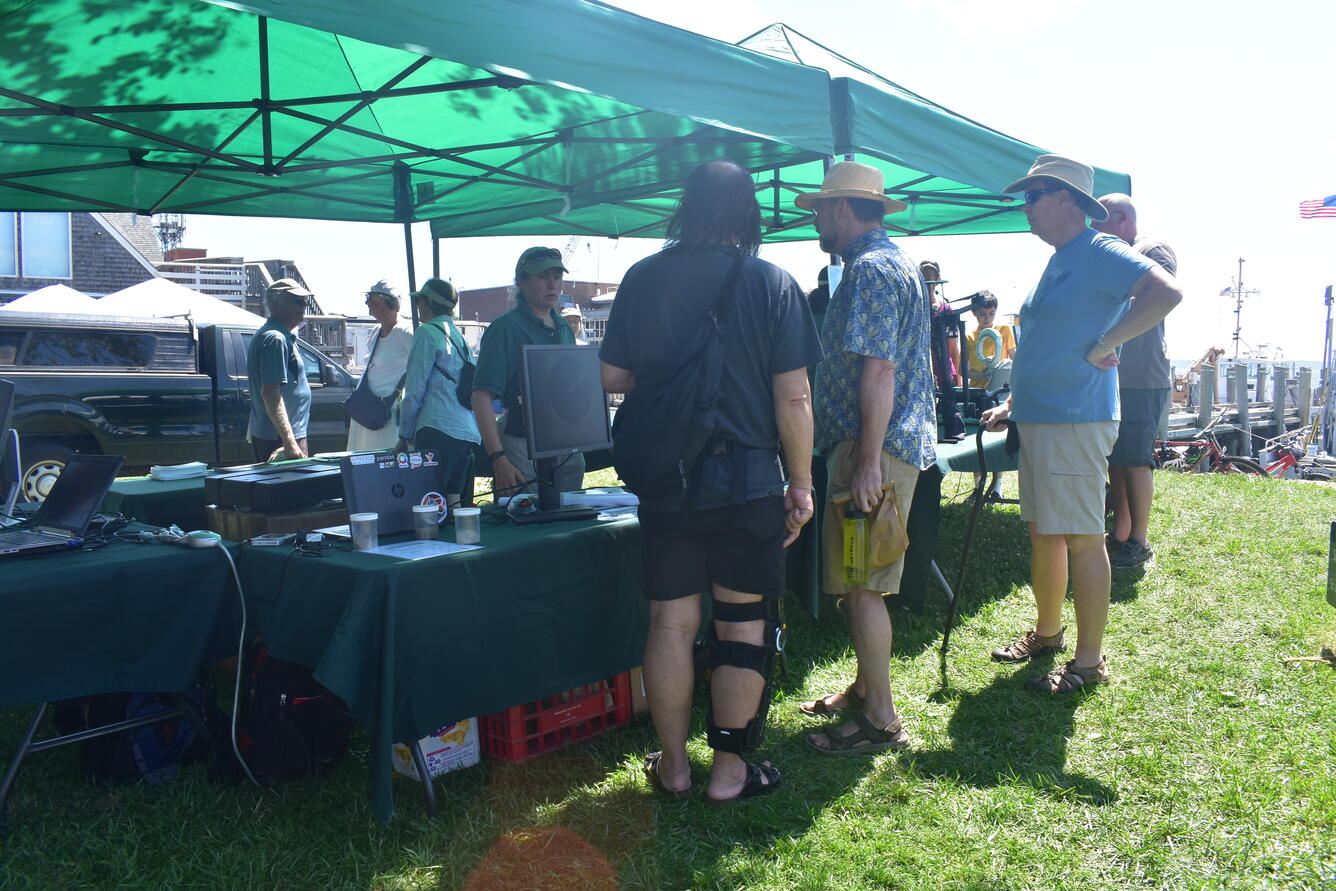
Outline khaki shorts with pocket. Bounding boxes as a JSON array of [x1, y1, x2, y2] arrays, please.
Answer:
[[822, 441, 920, 597], [1016, 421, 1118, 535]]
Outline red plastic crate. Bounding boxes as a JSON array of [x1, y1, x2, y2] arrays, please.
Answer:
[[479, 673, 632, 762]]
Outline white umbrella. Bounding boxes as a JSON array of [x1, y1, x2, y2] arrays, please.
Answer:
[[1, 283, 99, 313], [93, 277, 264, 328]]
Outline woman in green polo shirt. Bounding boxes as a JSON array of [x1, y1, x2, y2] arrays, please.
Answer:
[[470, 246, 584, 498]]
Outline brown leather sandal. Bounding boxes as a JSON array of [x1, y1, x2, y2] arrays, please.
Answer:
[[1027, 657, 1109, 693], [991, 628, 1066, 663], [799, 687, 864, 718], [805, 712, 910, 756]]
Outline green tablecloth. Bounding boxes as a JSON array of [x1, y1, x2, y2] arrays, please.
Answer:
[[1, 537, 239, 709], [104, 476, 209, 532], [934, 428, 1016, 475], [239, 513, 647, 824]]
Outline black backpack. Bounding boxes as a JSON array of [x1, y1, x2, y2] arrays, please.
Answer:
[[611, 254, 743, 500], [238, 645, 353, 784]]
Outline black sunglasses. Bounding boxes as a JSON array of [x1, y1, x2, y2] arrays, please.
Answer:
[[1024, 188, 1059, 206]]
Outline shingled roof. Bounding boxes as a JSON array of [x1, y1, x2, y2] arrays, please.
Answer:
[[98, 213, 164, 264]]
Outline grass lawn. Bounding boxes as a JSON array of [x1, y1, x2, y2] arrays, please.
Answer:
[[2, 471, 1333, 889]]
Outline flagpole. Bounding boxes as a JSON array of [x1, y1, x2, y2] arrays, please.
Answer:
[[1233, 257, 1245, 361]]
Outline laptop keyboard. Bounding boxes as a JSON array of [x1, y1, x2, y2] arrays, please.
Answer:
[[0, 530, 57, 547]]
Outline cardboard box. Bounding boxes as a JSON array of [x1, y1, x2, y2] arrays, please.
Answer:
[[205, 504, 349, 540], [391, 718, 480, 781], [629, 666, 648, 716]]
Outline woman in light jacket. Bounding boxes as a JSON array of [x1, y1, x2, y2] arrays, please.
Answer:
[[396, 278, 481, 500]]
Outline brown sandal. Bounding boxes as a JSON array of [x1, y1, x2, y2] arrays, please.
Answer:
[[805, 712, 909, 756], [1027, 657, 1109, 693], [799, 687, 864, 718], [991, 628, 1066, 663]]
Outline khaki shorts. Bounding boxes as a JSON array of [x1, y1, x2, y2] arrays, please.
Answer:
[[822, 441, 920, 597], [1016, 421, 1118, 535]]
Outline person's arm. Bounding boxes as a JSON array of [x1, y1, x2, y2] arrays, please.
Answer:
[[772, 367, 814, 547], [260, 383, 304, 458], [396, 329, 430, 449], [852, 354, 895, 513], [1085, 265, 1184, 368], [601, 361, 635, 394], [471, 388, 523, 495]]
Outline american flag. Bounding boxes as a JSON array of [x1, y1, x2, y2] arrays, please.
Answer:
[[1299, 196, 1336, 218]]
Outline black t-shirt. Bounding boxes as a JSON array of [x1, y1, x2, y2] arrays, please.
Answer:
[[600, 244, 822, 509]]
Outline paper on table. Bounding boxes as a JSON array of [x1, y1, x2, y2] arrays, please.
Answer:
[[364, 540, 482, 560], [149, 461, 210, 480]]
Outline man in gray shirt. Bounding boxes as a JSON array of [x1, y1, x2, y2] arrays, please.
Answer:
[[1094, 194, 1179, 569]]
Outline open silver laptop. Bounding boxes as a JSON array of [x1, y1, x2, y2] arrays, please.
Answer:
[[0, 454, 123, 556]]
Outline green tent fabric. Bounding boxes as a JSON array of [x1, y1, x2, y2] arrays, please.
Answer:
[[427, 23, 1132, 241], [0, 0, 830, 223]]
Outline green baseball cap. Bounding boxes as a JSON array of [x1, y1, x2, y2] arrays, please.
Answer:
[[515, 246, 568, 278], [268, 277, 313, 298]]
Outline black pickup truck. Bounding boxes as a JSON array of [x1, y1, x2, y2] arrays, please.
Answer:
[[0, 311, 355, 500]]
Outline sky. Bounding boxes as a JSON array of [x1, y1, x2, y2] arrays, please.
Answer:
[[183, 0, 1336, 361]]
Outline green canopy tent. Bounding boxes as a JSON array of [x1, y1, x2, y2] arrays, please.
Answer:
[[0, 0, 834, 314], [427, 23, 1132, 242]]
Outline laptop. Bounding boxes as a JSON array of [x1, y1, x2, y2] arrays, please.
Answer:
[[317, 449, 449, 539], [0, 453, 124, 556]]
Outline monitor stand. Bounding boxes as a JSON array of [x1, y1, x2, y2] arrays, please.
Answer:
[[510, 456, 598, 525]]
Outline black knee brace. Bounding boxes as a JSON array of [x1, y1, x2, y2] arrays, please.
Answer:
[[706, 597, 784, 755]]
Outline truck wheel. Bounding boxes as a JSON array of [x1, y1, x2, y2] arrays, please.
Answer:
[[20, 441, 76, 502]]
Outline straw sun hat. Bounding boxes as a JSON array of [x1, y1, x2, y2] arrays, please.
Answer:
[[795, 161, 907, 214]]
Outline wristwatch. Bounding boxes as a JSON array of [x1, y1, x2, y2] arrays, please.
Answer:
[[1096, 335, 1114, 353], [488, 450, 507, 463]]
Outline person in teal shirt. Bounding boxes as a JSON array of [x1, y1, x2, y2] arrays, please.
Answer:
[[397, 278, 481, 499], [470, 246, 581, 498], [246, 278, 314, 461]]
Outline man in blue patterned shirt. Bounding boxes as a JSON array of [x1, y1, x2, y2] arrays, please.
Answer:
[[797, 162, 936, 755]]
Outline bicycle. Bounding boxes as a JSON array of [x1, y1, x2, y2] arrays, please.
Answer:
[[1153, 415, 1261, 475], [1252, 430, 1333, 481]]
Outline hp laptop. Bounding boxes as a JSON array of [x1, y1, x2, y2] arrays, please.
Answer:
[[318, 449, 449, 538], [0, 453, 124, 556]]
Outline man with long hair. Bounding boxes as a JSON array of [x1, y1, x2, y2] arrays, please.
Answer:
[[600, 159, 821, 802]]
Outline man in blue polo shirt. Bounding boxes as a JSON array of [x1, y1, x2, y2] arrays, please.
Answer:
[[981, 155, 1182, 693], [247, 278, 314, 461]]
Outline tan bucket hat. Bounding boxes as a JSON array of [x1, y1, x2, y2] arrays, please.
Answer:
[[795, 161, 907, 214], [1003, 154, 1109, 222]]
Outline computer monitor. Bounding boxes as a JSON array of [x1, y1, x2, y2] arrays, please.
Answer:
[[518, 344, 612, 519]]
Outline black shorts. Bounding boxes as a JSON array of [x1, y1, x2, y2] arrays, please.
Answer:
[[638, 496, 786, 601], [1109, 388, 1169, 467]]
